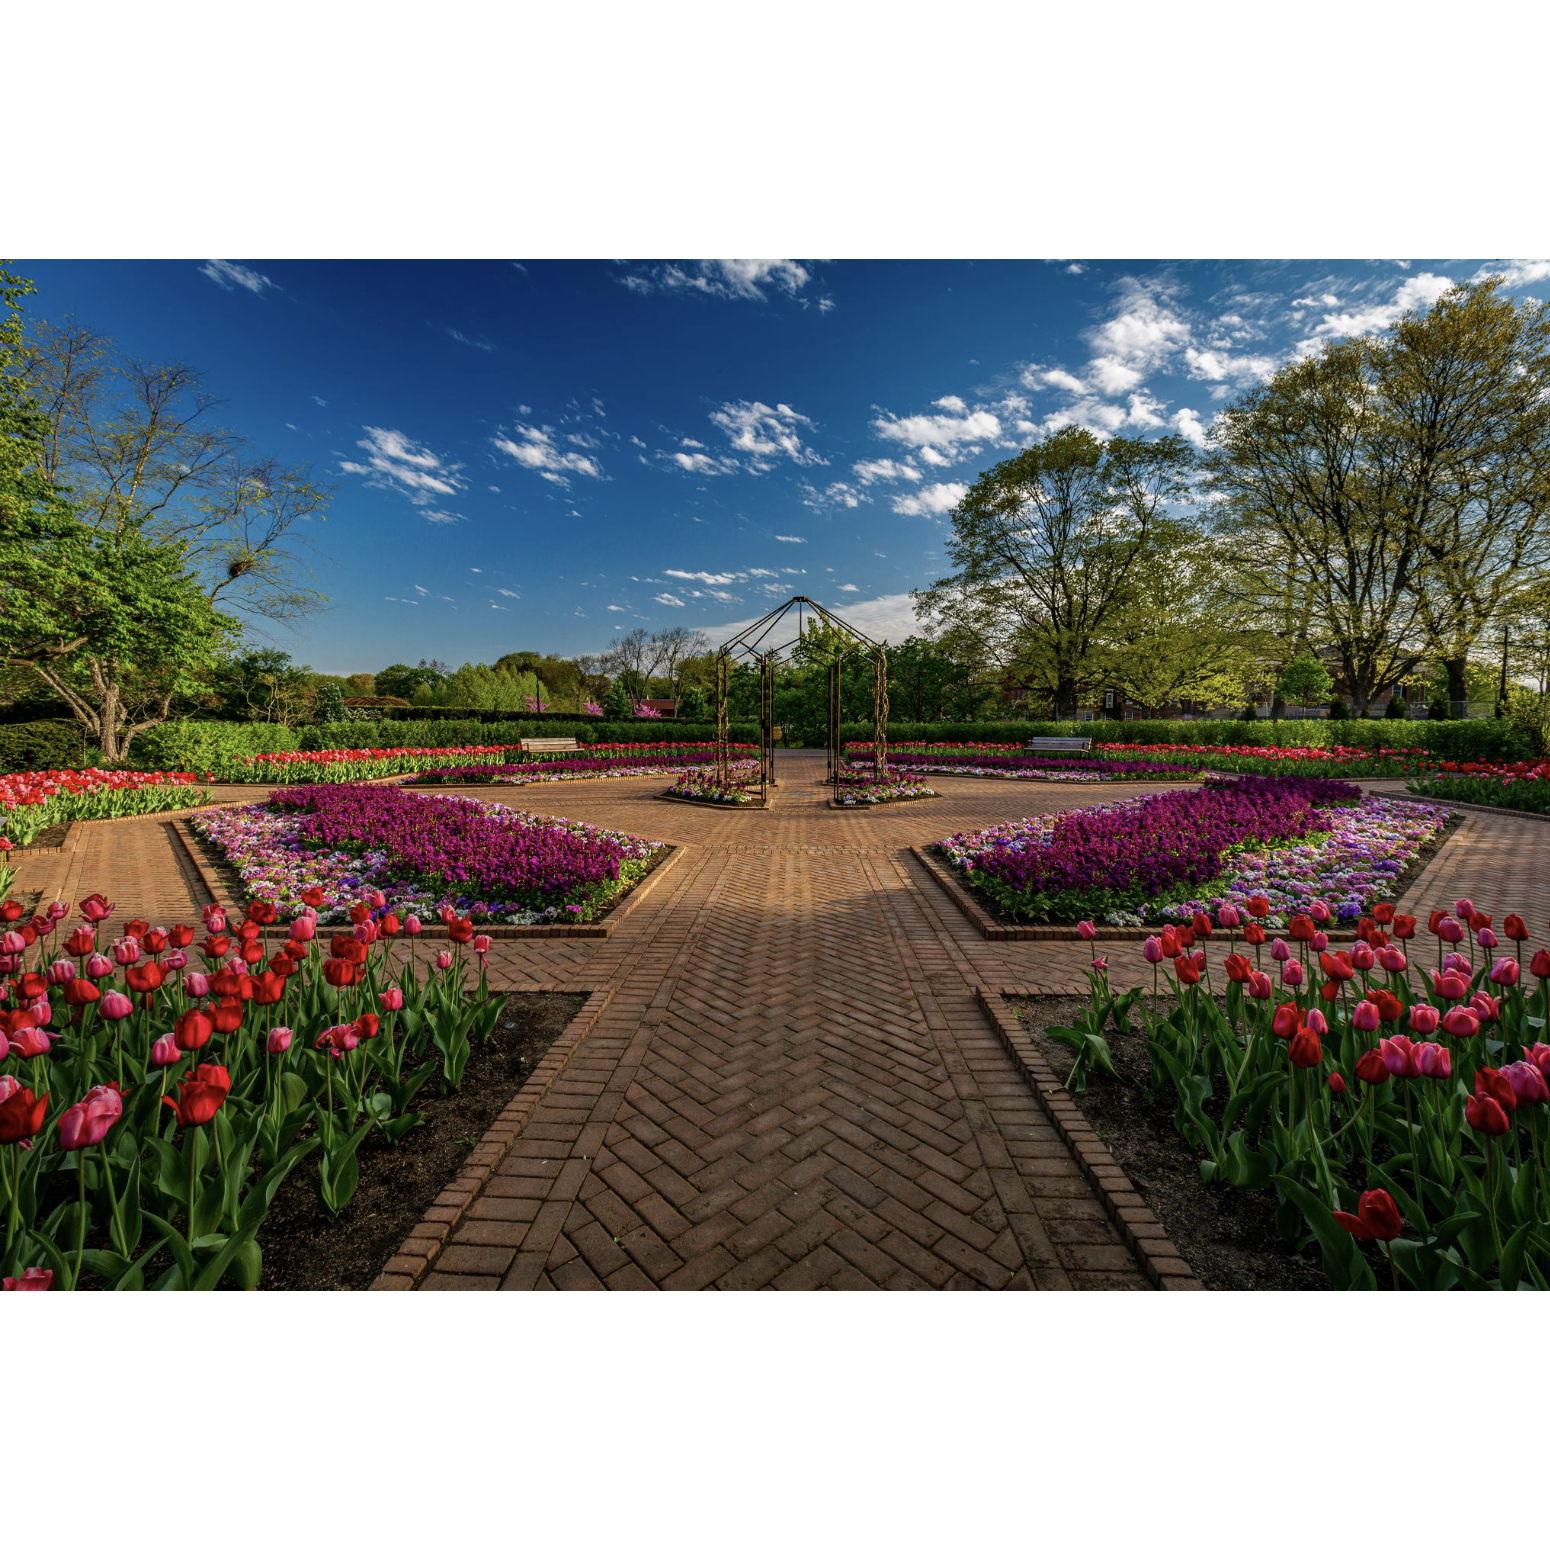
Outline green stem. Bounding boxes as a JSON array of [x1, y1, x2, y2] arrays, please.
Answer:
[[73, 1153, 88, 1290]]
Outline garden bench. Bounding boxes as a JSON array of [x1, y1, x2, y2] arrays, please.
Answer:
[[519, 737, 581, 754], [1027, 735, 1092, 753]]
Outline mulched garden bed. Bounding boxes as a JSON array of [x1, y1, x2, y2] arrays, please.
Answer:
[[258, 990, 584, 1289], [1012, 995, 1329, 1290]]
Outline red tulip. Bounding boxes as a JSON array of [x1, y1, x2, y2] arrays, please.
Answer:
[[1328, 1071, 1347, 1096], [1271, 1004, 1302, 1039], [1174, 955, 1201, 986], [300, 886, 325, 909], [1475, 1067, 1518, 1112], [1334, 1188, 1403, 1242], [0, 1081, 48, 1144], [210, 998, 245, 1034], [1354, 1048, 1389, 1086], [1392, 914, 1417, 940], [2, 1266, 53, 1290], [1224, 953, 1252, 983], [174, 1008, 214, 1051], [447, 917, 475, 945], [354, 1012, 380, 1040], [1243, 920, 1267, 946], [1504, 913, 1529, 942], [1531, 950, 1550, 980], [322, 959, 361, 989], [1288, 1028, 1323, 1069], [163, 1065, 231, 1127], [1245, 895, 1270, 919], [1465, 1093, 1511, 1136], [78, 893, 114, 923]]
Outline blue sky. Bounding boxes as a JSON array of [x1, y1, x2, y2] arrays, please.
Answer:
[[21, 257, 1550, 673]]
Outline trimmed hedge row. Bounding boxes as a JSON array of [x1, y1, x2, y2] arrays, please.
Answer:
[[0, 719, 91, 774], [125, 717, 758, 771], [843, 717, 1537, 759]]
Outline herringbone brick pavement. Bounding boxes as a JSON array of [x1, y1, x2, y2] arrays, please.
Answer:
[[13, 756, 1547, 1288]]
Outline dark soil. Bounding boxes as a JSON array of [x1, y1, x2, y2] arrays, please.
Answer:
[[1014, 996, 1329, 1291], [15, 821, 70, 850], [258, 990, 583, 1289]]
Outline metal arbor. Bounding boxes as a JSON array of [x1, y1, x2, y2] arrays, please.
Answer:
[[712, 595, 889, 803]]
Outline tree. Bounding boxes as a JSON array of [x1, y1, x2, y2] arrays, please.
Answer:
[[23, 320, 330, 622], [209, 648, 313, 722], [601, 679, 634, 718], [918, 428, 1196, 716], [1209, 281, 1550, 715], [1276, 649, 1334, 710], [0, 269, 236, 759], [312, 680, 347, 723], [677, 685, 709, 720], [652, 626, 709, 707], [375, 660, 448, 701]]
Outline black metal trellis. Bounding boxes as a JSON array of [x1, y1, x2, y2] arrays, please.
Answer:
[[711, 595, 888, 804]]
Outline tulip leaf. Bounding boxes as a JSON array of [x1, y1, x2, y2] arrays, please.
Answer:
[[1498, 1221, 1533, 1291], [1274, 1173, 1377, 1290]]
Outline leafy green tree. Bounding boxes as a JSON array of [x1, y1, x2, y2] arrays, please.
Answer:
[[209, 647, 313, 722], [0, 267, 235, 759], [602, 678, 634, 718], [1276, 650, 1334, 709], [375, 660, 448, 701], [312, 680, 347, 723], [677, 685, 709, 720], [919, 427, 1196, 716]]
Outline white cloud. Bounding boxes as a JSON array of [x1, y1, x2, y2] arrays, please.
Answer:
[[340, 426, 465, 507], [837, 582, 859, 592], [1036, 367, 1089, 395], [1083, 278, 1192, 397], [669, 449, 740, 476], [1473, 259, 1550, 289], [419, 509, 464, 525], [665, 569, 741, 585], [1300, 272, 1453, 346], [801, 480, 865, 510], [1183, 346, 1277, 385], [1171, 408, 1208, 448], [199, 260, 275, 295], [773, 534, 806, 543], [1064, 262, 1087, 275], [446, 327, 495, 352], [653, 592, 686, 607], [709, 400, 826, 468], [622, 259, 816, 302], [496, 587, 520, 598], [892, 481, 967, 518], [1037, 392, 1168, 439], [872, 397, 1000, 461], [493, 424, 603, 483], [606, 604, 627, 612], [853, 457, 921, 485]]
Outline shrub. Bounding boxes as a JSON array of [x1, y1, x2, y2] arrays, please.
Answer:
[[133, 721, 302, 772], [0, 719, 91, 774], [844, 717, 1536, 758], [1385, 697, 1409, 719]]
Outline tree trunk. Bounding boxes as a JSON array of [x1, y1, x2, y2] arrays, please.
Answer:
[[1444, 656, 1468, 709], [1054, 675, 1077, 721]]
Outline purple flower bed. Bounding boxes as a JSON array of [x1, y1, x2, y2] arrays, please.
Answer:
[[196, 784, 664, 923], [937, 776, 1365, 923], [879, 750, 1196, 782]]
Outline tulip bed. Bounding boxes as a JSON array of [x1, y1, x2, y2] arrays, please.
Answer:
[[1406, 759, 1550, 815], [0, 770, 210, 849], [938, 776, 1452, 926], [413, 743, 758, 786], [849, 740, 1433, 780], [192, 784, 666, 924], [0, 890, 506, 1290], [1058, 898, 1550, 1288]]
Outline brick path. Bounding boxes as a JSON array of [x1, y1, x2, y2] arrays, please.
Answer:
[[11, 758, 1549, 1289]]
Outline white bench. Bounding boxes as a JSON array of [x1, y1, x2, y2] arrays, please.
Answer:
[[519, 737, 581, 754], [1027, 736, 1092, 753]]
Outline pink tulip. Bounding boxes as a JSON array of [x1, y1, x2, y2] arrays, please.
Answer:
[[98, 991, 134, 1021], [267, 1026, 294, 1055], [1442, 951, 1472, 976], [1217, 904, 1241, 928], [405, 914, 423, 937], [1436, 917, 1465, 944], [1432, 970, 1470, 1002], [79, 895, 114, 923], [1090, 956, 1108, 973], [1, 931, 25, 955], [1455, 898, 1476, 921], [1441, 1007, 1480, 1039], [1247, 970, 1273, 999], [434, 950, 453, 971], [1309, 900, 1331, 924], [1280, 959, 1305, 988], [183, 971, 210, 999], [1377, 946, 1408, 973], [1143, 936, 1164, 964], [1311, 930, 1329, 953], [1469, 990, 1500, 1024], [1305, 1008, 1328, 1036], [354, 920, 379, 945], [1408, 1003, 1440, 1035], [149, 1034, 181, 1067], [46, 959, 76, 984], [288, 916, 315, 943], [1352, 1000, 1380, 1033], [1500, 1061, 1550, 1105], [45, 900, 68, 921], [163, 949, 188, 972], [1525, 1044, 1550, 1079], [472, 934, 492, 957], [1489, 957, 1520, 987], [30, 997, 52, 1027], [1076, 920, 1097, 941], [111, 937, 141, 966], [380, 987, 404, 1012], [56, 1084, 123, 1150], [202, 906, 227, 932], [1271, 939, 1291, 962], [1413, 1043, 1452, 1080], [1379, 1035, 1417, 1077], [1477, 927, 1498, 950], [1350, 943, 1375, 972], [85, 953, 114, 979]]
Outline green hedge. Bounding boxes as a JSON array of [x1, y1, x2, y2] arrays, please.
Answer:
[[842, 717, 1537, 759], [0, 719, 92, 774], [125, 717, 757, 770], [132, 721, 303, 772]]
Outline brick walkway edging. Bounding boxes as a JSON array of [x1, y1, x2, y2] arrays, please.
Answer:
[[975, 987, 1202, 1290], [371, 984, 616, 1289]]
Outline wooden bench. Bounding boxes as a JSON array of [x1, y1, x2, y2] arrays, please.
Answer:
[[519, 737, 581, 754], [1027, 735, 1092, 753]]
